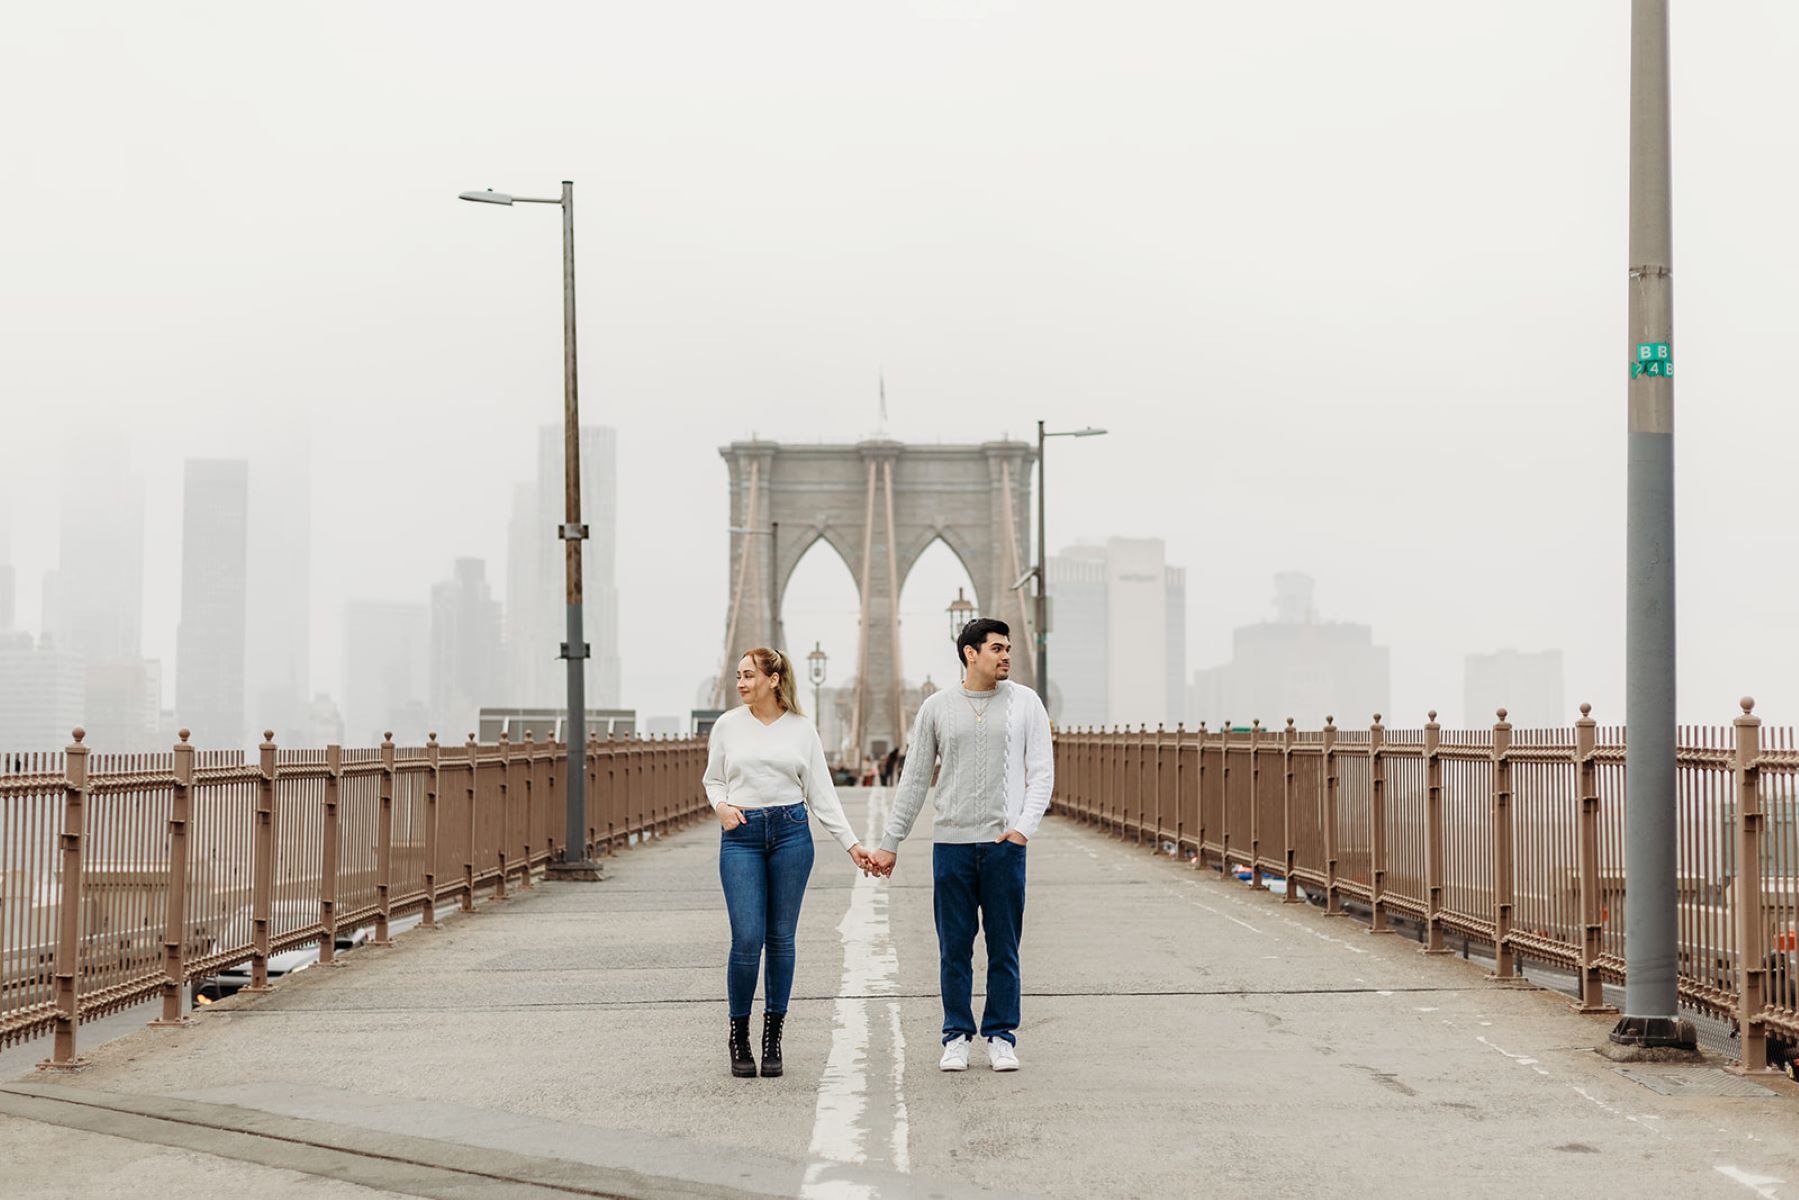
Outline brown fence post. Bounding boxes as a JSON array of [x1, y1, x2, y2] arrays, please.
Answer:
[[374, 733, 395, 944], [1282, 718, 1300, 904], [1423, 712, 1448, 953], [1100, 723, 1115, 834], [1192, 723, 1208, 868], [248, 732, 276, 991], [1249, 719, 1264, 889], [462, 734, 478, 912], [1151, 724, 1164, 851], [1323, 717, 1344, 916], [518, 733, 535, 889], [154, 730, 196, 1025], [1733, 697, 1770, 1071], [1369, 714, 1391, 933], [319, 743, 342, 965], [422, 733, 440, 930], [1573, 703, 1613, 1008], [1173, 723, 1185, 853], [584, 732, 598, 857], [1490, 709, 1516, 979], [44, 728, 89, 1068], [1220, 718, 1234, 872], [495, 731, 511, 900], [1131, 725, 1145, 845]]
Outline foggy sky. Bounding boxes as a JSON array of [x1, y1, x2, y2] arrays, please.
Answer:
[[5, 2, 1798, 737]]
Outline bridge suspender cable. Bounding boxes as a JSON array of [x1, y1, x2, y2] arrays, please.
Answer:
[[883, 460, 905, 753], [716, 460, 761, 709], [850, 459, 878, 760]]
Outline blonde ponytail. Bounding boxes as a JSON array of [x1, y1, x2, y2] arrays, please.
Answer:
[[744, 647, 803, 716]]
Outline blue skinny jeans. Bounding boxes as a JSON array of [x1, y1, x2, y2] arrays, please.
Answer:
[[719, 803, 815, 1018]]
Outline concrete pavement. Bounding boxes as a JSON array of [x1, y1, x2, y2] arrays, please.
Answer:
[[3, 788, 1798, 1199]]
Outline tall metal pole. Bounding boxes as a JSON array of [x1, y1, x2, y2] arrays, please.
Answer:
[[1612, 0, 1690, 1050], [552, 180, 600, 880], [1035, 420, 1049, 711]]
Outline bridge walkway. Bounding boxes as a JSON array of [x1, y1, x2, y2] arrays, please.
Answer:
[[3, 789, 1796, 1199]]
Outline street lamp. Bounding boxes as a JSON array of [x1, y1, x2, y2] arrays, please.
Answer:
[[459, 180, 601, 881], [806, 642, 828, 725], [1035, 421, 1107, 717], [947, 587, 976, 644]]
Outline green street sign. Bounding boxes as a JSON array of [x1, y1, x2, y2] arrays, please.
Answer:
[[1632, 342, 1672, 378]]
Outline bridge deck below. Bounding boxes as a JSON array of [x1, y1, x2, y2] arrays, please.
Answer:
[[4, 789, 1797, 1199]]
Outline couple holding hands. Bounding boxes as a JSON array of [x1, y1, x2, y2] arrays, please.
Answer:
[[700, 619, 1054, 1079]]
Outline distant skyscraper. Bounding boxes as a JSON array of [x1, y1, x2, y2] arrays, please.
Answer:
[[1189, 573, 1389, 730], [0, 632, 85, 752], [40, 440, 157, 748], [342, 601, 428, 746], [505, 425, 621, 709], [429, 558, 502, 741], [176, 460, 249, 749], [45, 439, 144, 666], [1104, 538, 1183, 728], [0, 506, 14, 631], [246, 444, 311, 744], [1465, 649, 1565, 728], [1046, 538, 1187, 728], [1046, 548, 1108, 726], [308, 692, 345, 747], [1165, 565, 1187, 726]]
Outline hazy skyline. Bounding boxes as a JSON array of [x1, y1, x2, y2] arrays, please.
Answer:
[[6, 3, 1799, 741]]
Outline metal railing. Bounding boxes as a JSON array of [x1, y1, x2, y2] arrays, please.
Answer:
[[1052, 700, 1799, 1072], [1, 727, 710, 1067]]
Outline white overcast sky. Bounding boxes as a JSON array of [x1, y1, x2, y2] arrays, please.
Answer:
[[5, 1, 1798, 733]]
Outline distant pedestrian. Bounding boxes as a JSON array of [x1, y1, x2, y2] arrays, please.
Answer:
[[867, 618, 1053, 1073], [703, 648, 876, 1079], [880, 745, 900, 787]]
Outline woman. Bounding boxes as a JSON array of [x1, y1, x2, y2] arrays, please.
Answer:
[[702, 647, 874, 1078]]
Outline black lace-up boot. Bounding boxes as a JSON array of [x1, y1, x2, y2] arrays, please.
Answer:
[[729, 1015, 756, 1078], [760, 1011, 786, 1077]]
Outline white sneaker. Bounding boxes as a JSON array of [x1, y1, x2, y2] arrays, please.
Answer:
[[938, 1036, 972, 1071], [987, 1037, 1019, 1072]]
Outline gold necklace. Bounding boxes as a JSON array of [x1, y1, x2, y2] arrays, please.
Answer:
[[962, 691, 994, 723]]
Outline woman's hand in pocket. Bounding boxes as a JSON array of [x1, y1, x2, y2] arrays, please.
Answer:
[[717, 803, 746, 831]]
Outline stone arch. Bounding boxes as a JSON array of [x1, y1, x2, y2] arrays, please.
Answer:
[[718, 437, 1036, 761]]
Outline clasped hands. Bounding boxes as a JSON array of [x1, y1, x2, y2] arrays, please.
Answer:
[[716, 805, 1024, 878], [850, 829, 1026, 878]]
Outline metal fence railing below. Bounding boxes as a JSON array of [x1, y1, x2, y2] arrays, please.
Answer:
[[1, 729, 710, 1067], [1051, 699, 1798, 1073]]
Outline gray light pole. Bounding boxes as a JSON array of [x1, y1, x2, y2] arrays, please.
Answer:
[[460, 182, 603, 882], [1610, 1, 1693, 1052], [807, 642, 828, 726], [1034, 422, 1106, 717]]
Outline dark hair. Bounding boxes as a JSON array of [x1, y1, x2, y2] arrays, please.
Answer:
[[955, 617, 1010, 669]]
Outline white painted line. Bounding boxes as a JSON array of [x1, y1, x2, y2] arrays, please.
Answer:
[[886, 1000, 909, 1173], [1716, 1165, 1785, 1198], [803, 789, 907, 1197]]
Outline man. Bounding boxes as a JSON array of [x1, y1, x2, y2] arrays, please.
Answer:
[[869, 617, 1053, 1073]]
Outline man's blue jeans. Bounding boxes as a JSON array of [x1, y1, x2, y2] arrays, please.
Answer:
[[719, 803, 815, 1018], [932, 839, 1026, 1046]]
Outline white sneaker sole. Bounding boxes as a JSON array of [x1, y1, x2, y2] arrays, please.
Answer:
[[990, 1059, 1019, 1072], [939, 1059, 969, 1072]]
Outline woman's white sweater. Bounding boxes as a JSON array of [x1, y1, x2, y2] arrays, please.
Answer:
[[700, 706, 860, 851]]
